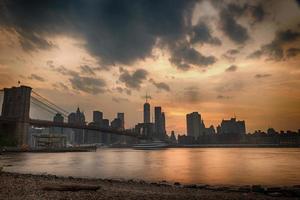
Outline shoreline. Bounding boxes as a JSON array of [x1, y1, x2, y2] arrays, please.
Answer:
[[1, 145, 300, 153], [0, 171, 299, 199]]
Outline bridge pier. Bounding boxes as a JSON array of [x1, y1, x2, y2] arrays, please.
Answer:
[[0, 86, 31, 147]]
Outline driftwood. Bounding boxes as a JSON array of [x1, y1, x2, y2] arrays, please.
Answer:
[[42, 184, 100, 191]]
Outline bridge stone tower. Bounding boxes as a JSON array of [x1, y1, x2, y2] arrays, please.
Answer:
[[1, 86, 32, 146]]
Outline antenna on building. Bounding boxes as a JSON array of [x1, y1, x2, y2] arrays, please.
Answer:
[[145, 92, 150, 103]]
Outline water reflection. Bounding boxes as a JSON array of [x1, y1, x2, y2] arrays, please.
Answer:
[[1, 148, 300, 185]]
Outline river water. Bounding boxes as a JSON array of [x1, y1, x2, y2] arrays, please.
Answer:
[[1, 148, 300, 185]]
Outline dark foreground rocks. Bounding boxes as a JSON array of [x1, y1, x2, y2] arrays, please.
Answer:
[[0, 172, 299, 200]]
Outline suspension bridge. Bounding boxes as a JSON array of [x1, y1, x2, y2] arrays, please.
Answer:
[[0, 85, 144, 147]]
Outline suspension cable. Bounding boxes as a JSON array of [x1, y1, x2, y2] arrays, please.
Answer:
[[31, 96, 68, 118], [32, 91, 69, 115]]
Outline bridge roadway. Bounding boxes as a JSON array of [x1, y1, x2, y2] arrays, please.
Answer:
[[0, 117, 145, 139]]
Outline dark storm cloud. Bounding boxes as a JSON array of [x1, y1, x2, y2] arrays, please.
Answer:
[[222, 48, 240, 62], [219, 3, 250, 44], [226, 49, 239, 55], [28, 74, 46, 82], [115, 86, 131, 95], [190, 22, 221, 45], [286, 48, 300, 58], [247, 50, 263, 59], [169, 42, 216, 70], [255, 74, 272, 79], [119, 68, 148, 90], [79, 65, 100, 76], [0, 0, 198, 67], [249, 29, 300, 61], [69, 75, 106, 94], [249, 4, 265, 23], [47, 62, 106, 94], [225, 65, 238, 72], [149, 79, 170, 92]]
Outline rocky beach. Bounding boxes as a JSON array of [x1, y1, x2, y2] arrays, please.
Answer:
[[1, 171, 300, 200]]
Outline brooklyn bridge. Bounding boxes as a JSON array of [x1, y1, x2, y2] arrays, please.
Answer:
[[0, 85, 145, 147]]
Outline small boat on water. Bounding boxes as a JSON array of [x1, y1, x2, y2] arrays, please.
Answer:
[[132, 141, 169, 150]]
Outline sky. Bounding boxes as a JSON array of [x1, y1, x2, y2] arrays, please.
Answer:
[[0, 0, 300, 134]]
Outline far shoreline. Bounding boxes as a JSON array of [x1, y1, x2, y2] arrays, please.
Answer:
[[1, 144, 300, 153]]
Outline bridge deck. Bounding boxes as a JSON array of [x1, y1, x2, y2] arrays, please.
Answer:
[[0, 117, 145, 139]]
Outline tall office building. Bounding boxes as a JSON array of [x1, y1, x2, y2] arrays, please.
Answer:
[[162, 112, 166, 135], [93, 111, 103, 123], [186, 112, 201, 138], [144, 102, 150, 123], [154, 106, 167, 139], [155, 106, 162, 138], [186, 112, 211, 138], [68, 107, 86, 144], [117, 112, 125, 130]]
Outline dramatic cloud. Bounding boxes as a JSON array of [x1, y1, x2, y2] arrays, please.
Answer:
[[222, 49, 240, 62], [0, 0, 197, 67], [149, 79, 170, 92], [225, 65, 238, 72], [115, 87, 131, 95], [69, 75, 106, 94], [80, 65, 97, 76], [247, 50, 263, 59], [249, 29, 300, 60], [28, 74, 46, 82], [119, 68, 148, 90], [286, 48, 300, 58], [248, 4, 265, 24], [218, 3, 250, 44], [190, 22, 221, 45], [255, 74, 272, 78], [226, 49, 239, 55], [169, 42, 216, 70], [53, 82, 69, 91]]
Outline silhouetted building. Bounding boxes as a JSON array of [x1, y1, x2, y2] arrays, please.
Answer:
[[93, 111, 103, 123], [186, 112, 208, 138], [170, 131, 177, 144], [50, 113, 64, 135], [218, 118, 246, 135], [144, 102, 150, 123], [154, 106, 167, 140], [68, 107, 86, 145], [102, 119, 109, 128], [267, 128, 277, 135], [117, 112, 125, 130]]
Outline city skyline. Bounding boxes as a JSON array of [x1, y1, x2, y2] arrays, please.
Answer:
[[0, 0, 300, 133]]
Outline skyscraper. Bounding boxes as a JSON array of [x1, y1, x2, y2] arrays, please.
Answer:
[[117, 112, 125, 130], [161, 112, 166, 135], [186, 112, 201, 138], [144, 102, 150, 123], [68, 107, 86, 144], [93, 111, 103, 123], [155, 106, 162, 138]]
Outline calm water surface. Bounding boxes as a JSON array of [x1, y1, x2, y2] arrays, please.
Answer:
[[1, 148, 300, 185]]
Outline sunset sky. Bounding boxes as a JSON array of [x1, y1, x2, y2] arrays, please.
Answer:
[[0, 0, 300, 134]]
